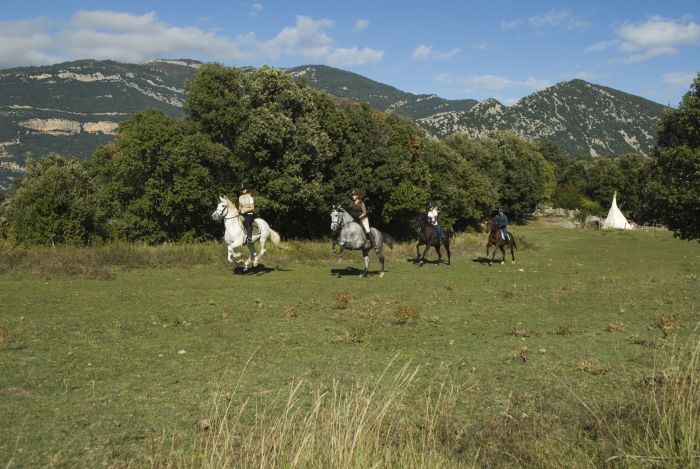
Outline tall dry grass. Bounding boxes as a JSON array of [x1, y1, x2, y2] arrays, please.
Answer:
[[578, 335, 700, 467], [151, 360, 475, 468], [0, 241, 222, 278], [0, 234, 488, 277], [610, 336, 700, 466]]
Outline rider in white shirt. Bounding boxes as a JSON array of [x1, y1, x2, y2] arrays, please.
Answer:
[[427, 203, 443, 244]]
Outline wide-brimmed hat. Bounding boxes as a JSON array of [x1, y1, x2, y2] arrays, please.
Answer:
[[351, 189, 361, 197], [240, 183, 251, 191]]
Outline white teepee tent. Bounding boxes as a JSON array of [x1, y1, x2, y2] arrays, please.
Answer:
[[603, 191, 634, 230]]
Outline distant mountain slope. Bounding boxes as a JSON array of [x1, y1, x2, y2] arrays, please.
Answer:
[[0, 60, 667, 190], [417, 79, 665, 156], [287, 65, 477, 119], [0, 59, 200, 188]]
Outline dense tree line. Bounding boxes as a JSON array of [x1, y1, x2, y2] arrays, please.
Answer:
[[1, 66, 698, 245]]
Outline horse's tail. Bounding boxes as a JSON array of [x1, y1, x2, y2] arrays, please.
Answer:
[[512, 236, 518, 251], [382, 232, 395, 249], [269, 229, 289, 250]]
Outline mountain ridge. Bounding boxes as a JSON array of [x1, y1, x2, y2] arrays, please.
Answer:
[[0, 59, 667, 189]]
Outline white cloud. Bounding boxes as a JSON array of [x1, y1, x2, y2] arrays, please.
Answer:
[[249, 3, 263, 17], [500, 19, 520, 30], [529, 10, 570, 28], [663, 71, 695, 86], [569, 71, 598, 81], [0, 18, 60, 67], [601, 16, 700, 63], [472, 42, 490, 51], [258, 16, 382, 65], [615, 46, 678, 64], [528, 10, 589, 30], [411, 44, 460, 61], [434, 72, 453, 84], [353, 19, 369, 31], [0, 11, 383, 68], [584, 40, 619, 53], [617, 16, 700, 51], [437, 73, 549, 92]]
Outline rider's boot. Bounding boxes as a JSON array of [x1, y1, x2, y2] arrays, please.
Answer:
[[367, 231, 379, 253]]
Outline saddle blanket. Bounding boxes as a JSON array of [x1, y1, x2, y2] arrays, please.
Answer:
[[242, 220, 261, 236]]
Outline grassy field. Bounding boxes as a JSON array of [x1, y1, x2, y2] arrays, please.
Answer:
[[1, 225, 699, 467]]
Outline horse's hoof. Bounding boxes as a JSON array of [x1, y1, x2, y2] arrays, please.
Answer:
[[337, 258, 342, 263], [379, 272, 385, 278]]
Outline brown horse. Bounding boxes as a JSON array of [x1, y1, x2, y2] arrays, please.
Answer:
[[414, 215, 453, 265], [485, 220, 517, 264]]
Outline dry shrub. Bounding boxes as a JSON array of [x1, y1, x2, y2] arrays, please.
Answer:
[[507, 322, 537, 338], [509, 346, 532, 363], [579, 359, 609, 375], [393, 305, 419, 325], [654, 313, 685, 338], [282, 304, 300, 320], [334, 291, 352, 310], [548, 324, 574, 336], [606, 322, 625, 333], [334, 328, 364, 344]]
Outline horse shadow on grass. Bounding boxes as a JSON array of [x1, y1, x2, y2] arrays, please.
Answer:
[[472, 256, 504, 265], [406, 257, 442, 266], [232, 263, 278, 275], [330, 267, 385, 278]]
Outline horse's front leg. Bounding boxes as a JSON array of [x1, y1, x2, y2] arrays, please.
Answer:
[[435, 245, 442, 264], [415, 241, 422, 260], [254, 242, 266, 267], [500, 246, 506, 264], [337, 245, 345, 262], [419, 244, 431, 266], [361, 252, 369, 277]]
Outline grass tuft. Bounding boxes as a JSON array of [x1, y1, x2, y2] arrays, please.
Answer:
[[393, 305, 420, 325]]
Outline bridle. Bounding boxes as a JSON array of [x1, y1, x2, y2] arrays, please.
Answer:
[[330, 208, 345, 234], [214, 202, 237, 221]]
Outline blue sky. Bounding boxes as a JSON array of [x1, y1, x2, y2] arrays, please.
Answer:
[[1, 1, 698, 106]]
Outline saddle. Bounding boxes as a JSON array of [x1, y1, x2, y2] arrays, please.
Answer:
[[240, 218, 261, 236]]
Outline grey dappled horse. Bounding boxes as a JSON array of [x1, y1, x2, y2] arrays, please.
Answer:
[[330, 205, 390, 277]]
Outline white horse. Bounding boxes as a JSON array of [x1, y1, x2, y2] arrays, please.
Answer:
[[211, 195, 283, 270]]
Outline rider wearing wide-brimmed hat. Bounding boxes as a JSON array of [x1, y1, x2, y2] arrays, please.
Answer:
[[347, 189, 378, 252]]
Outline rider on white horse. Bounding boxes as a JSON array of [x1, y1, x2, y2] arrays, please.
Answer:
[[238, 183, 256, 258], [348, 189, 378, 253]]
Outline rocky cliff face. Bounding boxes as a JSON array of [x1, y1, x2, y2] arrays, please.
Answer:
[[416, 80, 664, 156], [0, 59, 197, 189]]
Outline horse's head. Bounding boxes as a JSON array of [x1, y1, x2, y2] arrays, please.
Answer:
[[413, 214, 429, 232], [330, 204, 343, 232], [212, 195, 235, 221]]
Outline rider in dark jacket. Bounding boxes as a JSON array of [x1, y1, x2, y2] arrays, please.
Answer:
[[493, 208, 509, 241]]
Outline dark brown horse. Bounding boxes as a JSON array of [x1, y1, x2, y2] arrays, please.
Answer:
[[485, 220, 516, 264], [414, 216, 453, 265]]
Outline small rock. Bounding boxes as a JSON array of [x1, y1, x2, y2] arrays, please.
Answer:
[[178, 349, 187, 355]]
